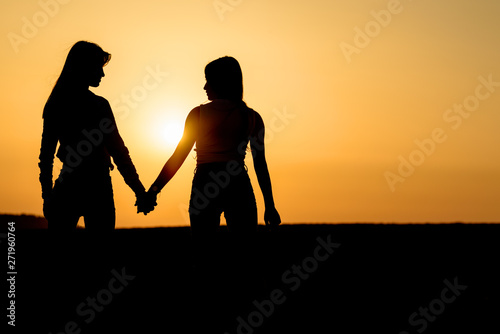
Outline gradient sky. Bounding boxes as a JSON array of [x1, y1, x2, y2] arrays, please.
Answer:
[[1, 0, 499, 227]]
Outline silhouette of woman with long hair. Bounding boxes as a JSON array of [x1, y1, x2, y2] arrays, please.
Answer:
[[142, 56, 281, 265], [39, 41, 152, 232], [140, 56, 280, 328]]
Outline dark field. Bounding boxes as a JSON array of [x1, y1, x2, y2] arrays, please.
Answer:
[[8, 223, 500, 333]]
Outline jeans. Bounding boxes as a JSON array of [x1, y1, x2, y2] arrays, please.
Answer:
[[188, 161, 258, 268], [47, 165, 115, 232]]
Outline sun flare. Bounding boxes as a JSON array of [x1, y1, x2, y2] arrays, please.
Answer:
[[161, 120, 184, 147]]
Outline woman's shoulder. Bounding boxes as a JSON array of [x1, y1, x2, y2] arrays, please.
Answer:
[[245, 106, 261, 120], [86, 91, 113, 114], [87, 91, 109, 105], [202, 99, 241, 110], [185, 105, 202, 124], [189, 104, 202, 115], [189, 100, 220, 116], [249, 108, 264, 129]]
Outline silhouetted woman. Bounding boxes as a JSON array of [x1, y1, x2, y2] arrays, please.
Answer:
[[144, 56, 281, 266], [39, 41, 148, 232]]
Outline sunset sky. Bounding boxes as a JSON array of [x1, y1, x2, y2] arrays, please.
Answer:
[[1, 0, 499, 227]]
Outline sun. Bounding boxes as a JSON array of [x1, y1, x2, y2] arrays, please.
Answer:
[[146, 107, 187, 151], [161, 120, 184, 146]]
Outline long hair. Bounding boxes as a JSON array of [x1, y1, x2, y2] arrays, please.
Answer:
[[43, 41, 111, 118], [205, 56, 255, 144], [204, 56, 244, 101]]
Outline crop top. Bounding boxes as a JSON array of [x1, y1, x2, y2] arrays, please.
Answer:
[[194, 99, 255, 165]]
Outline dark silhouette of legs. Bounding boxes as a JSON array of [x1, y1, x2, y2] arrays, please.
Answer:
[[187, 162, 261, 331], [44, 170, 116, 331]]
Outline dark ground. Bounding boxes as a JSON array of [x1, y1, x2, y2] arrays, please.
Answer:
[[6, 223, 500, 333]]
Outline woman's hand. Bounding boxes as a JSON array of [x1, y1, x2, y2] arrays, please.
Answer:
[[264, 206, 281, 230], [135, 191, 157, 215]]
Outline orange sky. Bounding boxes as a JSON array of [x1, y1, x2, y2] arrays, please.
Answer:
[[1, 0, 500, 227]]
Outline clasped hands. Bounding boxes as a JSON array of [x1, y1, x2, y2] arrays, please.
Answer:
[[135, 190, 158, 215]]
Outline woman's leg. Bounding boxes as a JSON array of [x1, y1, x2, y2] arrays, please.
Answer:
[[222, 170, 262, 307], [188, 167, 227, 331], [83, 172, 116, 231], [81, 172, 116, 285], [189, 166, 224, 269], [45, 178, 82, 329], [223, 168, 258, 243], [48, 180, 81, 232]]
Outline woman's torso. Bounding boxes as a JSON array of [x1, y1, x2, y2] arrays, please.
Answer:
[[47, 91, 113, 173], [195, 99, 254, 165]]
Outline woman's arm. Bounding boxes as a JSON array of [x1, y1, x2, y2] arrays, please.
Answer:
[[39, 115, 59, 220], [38, 116, 58, 199], [101, 98, 146, 196], [148, 107, 199, 194], [249, 112, 281, 226]]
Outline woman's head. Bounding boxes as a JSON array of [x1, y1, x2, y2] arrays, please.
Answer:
[[204, 56, 243, 101], [59, 41, 111, 88], [51, 41, 110, 95], [44, 41, 110, 117]]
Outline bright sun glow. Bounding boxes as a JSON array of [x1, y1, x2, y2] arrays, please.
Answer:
[[147, 110, 187, 151], [161, 121, 184, 146]]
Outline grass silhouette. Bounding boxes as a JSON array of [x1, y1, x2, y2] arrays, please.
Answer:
[[7, 222, 500, 333]]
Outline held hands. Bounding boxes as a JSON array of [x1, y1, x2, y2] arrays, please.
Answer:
[[135, 191, 158, 215]]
